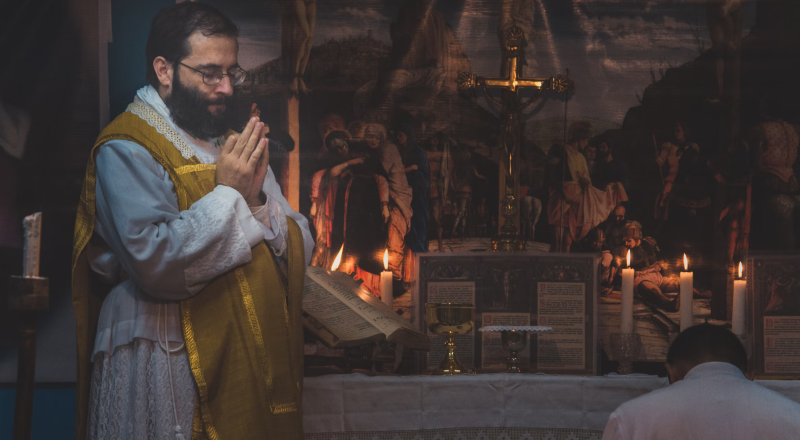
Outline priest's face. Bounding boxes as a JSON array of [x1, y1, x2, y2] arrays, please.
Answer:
[[165, 32, 239, 139]]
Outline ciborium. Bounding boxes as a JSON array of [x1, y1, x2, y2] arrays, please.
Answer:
[[479, 326, 552, 373], [425, 303, 475, 375]]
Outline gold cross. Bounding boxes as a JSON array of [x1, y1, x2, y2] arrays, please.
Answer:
[[483, 56, 545, 93], [457, 56, 570, 95], [456, 28, 571, 96]]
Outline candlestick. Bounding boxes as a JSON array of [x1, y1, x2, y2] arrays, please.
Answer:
[[680, 254, 693, 331], [620, 250, 634, 334], [732, 262, 746, 336], [381, 249, 393, 308]]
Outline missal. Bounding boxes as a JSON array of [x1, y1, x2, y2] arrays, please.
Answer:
[[303, 266, 431, 350]]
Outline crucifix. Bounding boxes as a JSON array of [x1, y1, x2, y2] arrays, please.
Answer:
[[456, 25, 572, 251]]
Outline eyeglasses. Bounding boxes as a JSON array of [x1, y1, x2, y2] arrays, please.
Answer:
[[178, 62, 247, 86]]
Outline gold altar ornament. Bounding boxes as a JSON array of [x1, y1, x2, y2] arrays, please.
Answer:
[[456, 26, 573, 252], [425, 303, 475, 375]]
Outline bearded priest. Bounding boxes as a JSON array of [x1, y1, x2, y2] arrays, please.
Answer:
[[71, 3, 314, 440]]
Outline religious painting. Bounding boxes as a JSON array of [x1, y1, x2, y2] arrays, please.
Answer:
[[209, 0, 506, 302], [129, 0, 799, 364]]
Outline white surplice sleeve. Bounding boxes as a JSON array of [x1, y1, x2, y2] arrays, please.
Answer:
[[94, 140, 265, 300], [249, 165, 314, 267]]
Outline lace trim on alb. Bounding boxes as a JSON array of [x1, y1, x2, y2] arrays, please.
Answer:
[[127, 100, 196, 160]]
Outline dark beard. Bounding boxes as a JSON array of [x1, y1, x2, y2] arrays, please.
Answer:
[[164, 71, 232, 140]]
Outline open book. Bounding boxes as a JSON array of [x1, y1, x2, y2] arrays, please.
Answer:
[[303, 266, 430, 350]]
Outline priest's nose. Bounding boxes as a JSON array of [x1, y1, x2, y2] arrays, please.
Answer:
[[215, 75, 234, 97]]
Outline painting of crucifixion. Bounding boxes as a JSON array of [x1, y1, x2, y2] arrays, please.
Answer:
[[189, 0, 799, 331]]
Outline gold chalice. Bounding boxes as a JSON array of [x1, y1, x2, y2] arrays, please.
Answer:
[[425, 303, 475, 375]]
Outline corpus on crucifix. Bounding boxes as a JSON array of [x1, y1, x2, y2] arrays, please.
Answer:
[[456, 25, 572, 251]]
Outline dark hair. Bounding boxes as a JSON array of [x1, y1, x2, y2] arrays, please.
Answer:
[[324, 130, 351, 151], [568, 121, 594, 144], [145, 2, 239, 88], [589, 135, 609, 149], [672, 118, 691, 138], [667, 323, 747, 372]]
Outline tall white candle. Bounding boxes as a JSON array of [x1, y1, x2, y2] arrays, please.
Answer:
[[22, 213, 42, 278], [381, 249, 393, 308], [680, 254, 693, 331], [620, 250, 635, 334], [732, 262, 746, 336]]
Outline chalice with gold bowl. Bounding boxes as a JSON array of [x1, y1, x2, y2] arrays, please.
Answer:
[[425, 303, 475, 375]]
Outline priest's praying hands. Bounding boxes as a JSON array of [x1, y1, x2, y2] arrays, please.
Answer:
[[215, 117, 270, 206]]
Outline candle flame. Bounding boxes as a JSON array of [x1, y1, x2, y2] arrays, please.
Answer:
[[383, 248, 389, 270], [738, 262, 743, 278], [626, 249, 630, 267], [331, 245, 343, 271], [684, 254, 688, 271]]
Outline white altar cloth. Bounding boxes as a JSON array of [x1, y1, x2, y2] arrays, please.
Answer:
[[303, 372, 800, 437]]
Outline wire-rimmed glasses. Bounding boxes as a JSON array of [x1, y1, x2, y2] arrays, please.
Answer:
[[178, 62, 247, 86]]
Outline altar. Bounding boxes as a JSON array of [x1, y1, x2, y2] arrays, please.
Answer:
[[302, 373, 800, 440]]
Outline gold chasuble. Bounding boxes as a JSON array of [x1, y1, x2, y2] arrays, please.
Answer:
[[72, 106, 305, 440]]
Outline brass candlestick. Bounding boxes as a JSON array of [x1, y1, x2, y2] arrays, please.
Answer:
[[492, 194, 526, 251], [425, 303, 475, 375]]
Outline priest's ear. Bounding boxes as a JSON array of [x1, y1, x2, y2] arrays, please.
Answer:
[[153, 56, 174, 89]]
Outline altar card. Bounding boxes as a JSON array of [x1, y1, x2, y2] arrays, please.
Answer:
[[747, 255, 800, 379], [416, 253, 598, 375], [537, 282, 586, 370]]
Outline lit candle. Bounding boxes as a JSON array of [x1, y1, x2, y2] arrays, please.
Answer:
[[620, 250, 634, 334], [732, 262, 746, 336], [380, 249, 393, 308], [680, 254, 693, 331], [330, 245, 343, 272]]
